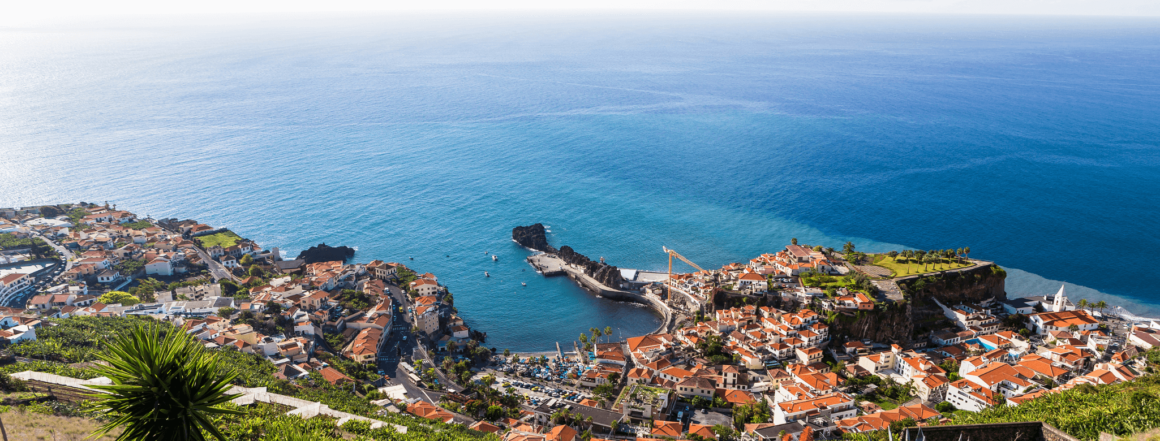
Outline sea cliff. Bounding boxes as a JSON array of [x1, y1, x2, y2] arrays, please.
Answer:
[[826, 263, 1008, 344]]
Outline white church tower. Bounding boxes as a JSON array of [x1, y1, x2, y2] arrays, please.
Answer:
[[1052, 284, 1067, 312]]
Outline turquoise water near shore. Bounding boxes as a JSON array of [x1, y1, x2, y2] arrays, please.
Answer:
[[1, 14, 1159, 350]]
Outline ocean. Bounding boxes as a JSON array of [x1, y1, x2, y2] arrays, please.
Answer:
[[1, 13, 1158, 350]]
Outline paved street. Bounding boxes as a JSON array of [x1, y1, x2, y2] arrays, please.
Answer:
[[4, 231, 70, 307], [33, 232, 74, 274], [376, 280, 459, 401], [194, 246, 236, 282]]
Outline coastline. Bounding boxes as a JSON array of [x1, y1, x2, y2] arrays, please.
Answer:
[[525, 252, 672, 332], [1003, 266, 1160, 321]]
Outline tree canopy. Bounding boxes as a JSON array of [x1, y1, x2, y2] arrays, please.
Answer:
[[98, 291, 140, 306]]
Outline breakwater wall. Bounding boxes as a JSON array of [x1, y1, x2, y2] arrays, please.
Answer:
[[527, 253, 671, 334], [516, 224, 672, 334]]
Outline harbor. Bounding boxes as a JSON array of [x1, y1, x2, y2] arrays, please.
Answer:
[[526, 253, 673, 334]]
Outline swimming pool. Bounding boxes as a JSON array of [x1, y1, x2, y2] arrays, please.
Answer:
[[964, 338, 998, 351]]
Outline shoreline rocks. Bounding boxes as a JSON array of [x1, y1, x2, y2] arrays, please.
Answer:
[[511, 223, 555, 253], [556, 245, 625, 288], [513, 224, 625, 288], [297, 243, 356, 264]]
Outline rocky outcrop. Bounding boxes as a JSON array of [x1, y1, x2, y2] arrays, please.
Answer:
[[297, 243, 355, 264], [827, 263, 1007, 344], [556, 245, 625, 288], [512, 224, 555, 253], [826, 304, 918, 344], [896, 264, 1007, 305], [513, 224, 624, 288]]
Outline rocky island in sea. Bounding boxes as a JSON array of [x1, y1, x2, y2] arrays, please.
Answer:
[[297, 243, 357, 264]]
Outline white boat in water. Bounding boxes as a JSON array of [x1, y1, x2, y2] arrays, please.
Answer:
[[492, 255, 498, 261], [485, 271, 490, 277], [521, 282, 527, 286]]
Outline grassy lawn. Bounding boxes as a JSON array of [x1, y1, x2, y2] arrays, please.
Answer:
[[873, 398, 899, 410], [0, 407, 122, 440], [198, 231, 241, 248], [870, 254, 972, 278], [799, 272, 859, 290]]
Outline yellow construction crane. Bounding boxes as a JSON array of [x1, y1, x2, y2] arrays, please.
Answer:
[[663, 246, 715, 313], [663, 246, 706, 276]]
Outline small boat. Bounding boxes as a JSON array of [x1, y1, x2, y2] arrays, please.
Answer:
[[522, 282, 527, 286], [485, 272, 490, 277], [492, 255, 498, 261], [485, 251, 488, 254]]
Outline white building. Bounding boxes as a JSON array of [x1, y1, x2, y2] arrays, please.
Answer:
[[145, 257, 174, 276], [0, 274, 33, 303]]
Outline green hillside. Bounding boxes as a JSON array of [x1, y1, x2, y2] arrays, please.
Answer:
[[947, 375, 1160, 441], [0, 316, 498, 440]]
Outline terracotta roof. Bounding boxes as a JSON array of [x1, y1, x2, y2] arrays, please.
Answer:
[[546, 424, 577, 441], [651, 420, 682, 438], [317, 366, 353, 385], [408, 400, 455, 423], [688, 424, 717, 440], [469, 421, 501, 434]]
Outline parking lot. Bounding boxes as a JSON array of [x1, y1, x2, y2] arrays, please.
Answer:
[[481, 374, 592, 409]]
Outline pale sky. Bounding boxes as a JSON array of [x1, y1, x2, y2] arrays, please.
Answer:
[[3, 0, 1159, 27]]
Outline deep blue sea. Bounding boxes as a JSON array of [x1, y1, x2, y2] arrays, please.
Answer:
[[2, 13, 1159, 350]]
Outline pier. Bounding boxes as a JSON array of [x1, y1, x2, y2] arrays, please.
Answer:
[[526, 253, 673, 333], [526, 254, 567, 276]]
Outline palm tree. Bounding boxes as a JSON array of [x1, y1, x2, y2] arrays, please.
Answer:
[[447, 340, 458, 353], [592, 329, 602, 345], [1077, 299, 1088, 311], [1095, 300, 1108, 316], [89, 325, 242, 441], [604, 326, 613, 343], [964, 246, 971, 259]]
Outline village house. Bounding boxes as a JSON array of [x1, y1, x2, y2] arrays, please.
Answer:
[[770, 245, 837, 276], [612, 384, 670, 421], [0, 274, 34, 304], [366, 260, 401, 280], [1028, 309, 1100, 335], [413, 304, 440, 336], [837, 403, 940, 434], [145, 256, 174, 276], [343, 327, 383, 365], [409, 278, 440, 296], [773, 392, 856, 426], [946, 362, 1037, 412]]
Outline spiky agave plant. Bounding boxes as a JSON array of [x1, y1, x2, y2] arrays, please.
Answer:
[[89, 324, 243, 441]]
